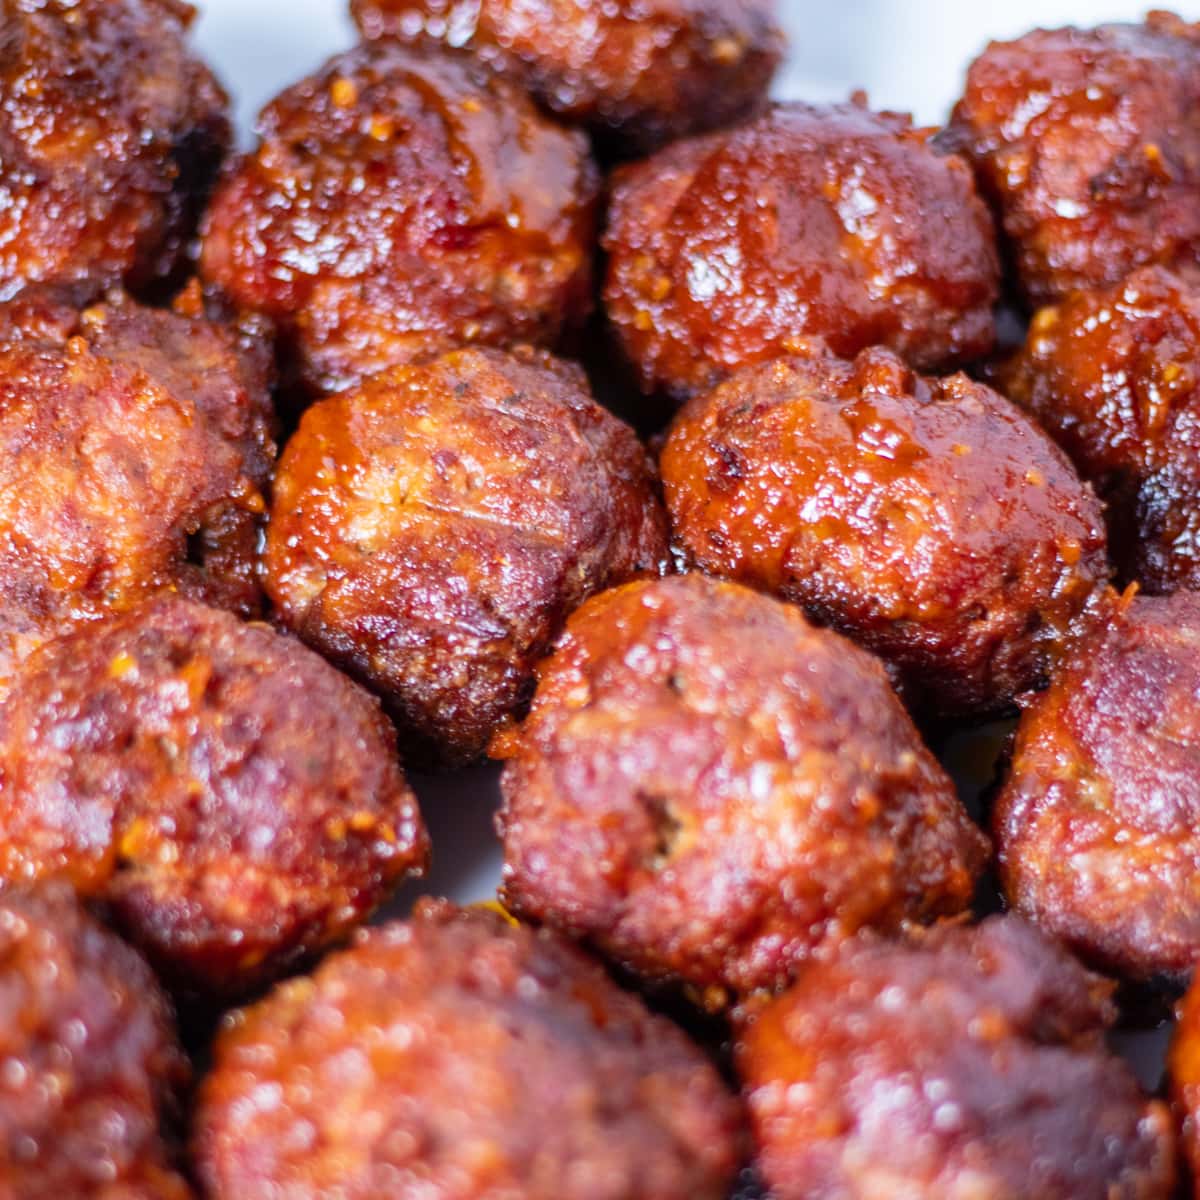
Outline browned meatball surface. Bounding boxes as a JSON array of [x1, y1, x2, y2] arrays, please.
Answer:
[[194, 899, 741, 1200], [0, 886, 191, 1199], [0, 0, 229, 301], [201, 42, 599, 396], [0, 287, 274, 696], [265, 345, 668, 766], [351, 0, 784, 155], [995, 589, 1200, 983], [1000, 264, 1200, 593], [946, 12, 1200, 307], [0, 597, 428, 998], [661, 344, 1110, 716], [737, 916, 1176, 1200], [603, 99, 1000, 401], [496, 574, 989, 1000]]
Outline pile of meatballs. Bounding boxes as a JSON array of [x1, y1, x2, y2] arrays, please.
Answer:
[[12, 0, 1200, 1196]]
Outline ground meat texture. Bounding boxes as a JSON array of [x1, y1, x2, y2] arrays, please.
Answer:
[[1169, 975, 1200, 1195], [1000, 265, 1200, 593], [0, 0, 229, 301], [602, 99, 1000, 402], [946, 13, 1200, 308], [200, 42, 599, 397], [264, 345, 669, 766], [350, 0, 784, 157], [661, 344, 1109, 716], [0, 886, 191, 1199], [0, 597, 429, 999], [194, 898, 741, 1200], [737, 915, 1177, 1200], [994, 589, 1200, 983], [0, 287, 274, 697], [495, 574, 989, 1000]]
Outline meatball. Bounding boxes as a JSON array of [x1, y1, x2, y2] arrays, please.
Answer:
[[737, 915, 1176, 1199], [661, 343, 1110, 715], [603, 99, 1000, 401], [994, 588, 1200, 983], [946, 12, 1200, 307], [1170, 974, 1200, 1193], [0, 596, 429, 998], [264, 344, 668, 766], [495, 574, 989, 1000], [194, 898, 741, 1200], [0, 886, 191, 1199], [350, 0, 784, 156], [0, 286, 274, 696], [200, 42, 599, 396], [1000, 264, 1200, 593], [0, 0, 229, 301]]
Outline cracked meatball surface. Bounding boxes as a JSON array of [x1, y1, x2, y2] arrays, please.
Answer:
[[496, 574, 989, 1000], [603, 99, 1000, 401], [737, 915, 1176, 1200], [946, 12, 1200, 307], [351, 0, 784, 156], [194, 899, 741, 1200], [661, 343, 1110, 715], [995, 589, 1200, 983], [265, 344, 669, 766], [0, 596, 428, 999], [0, 0, 229, 300], [1000, 265, 1200, 593], [201, 42, 599, 396], [0, 286, 274, 697], [0, 885, 191, 1199]]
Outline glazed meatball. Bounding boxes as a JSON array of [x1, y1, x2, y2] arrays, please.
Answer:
[[194, 899, 741, 1200], [603, 99, 1000, 401], [0, 596, 429, 998], [1000, 265, 1200, 593], [351, 0, 784, 156], [265, 345, 668, 766], [0, 0, 229, 300], [661, 343, 1109, 715], [496, 574, 989, 1000], [994, 588, 1200, 982], [946, 12, 1200, 307], [0, 886, 191, 1199], [737, 915, 1176, 1199], [0, 286, 274, 696], [201, 42, 599, 396]]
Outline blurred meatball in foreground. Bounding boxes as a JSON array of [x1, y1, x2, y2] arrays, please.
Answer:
[[661, 343, 1109, 715], [265, 345, 668, 766], [0, 886, 191, 1199], [194, 899, 741, 1200], [0, 0, 229, 300], [947, 12, 1200, 306], [201, 42, 599, 396], [0, 597, 428, 999], [496, 574, 989, 1000], [1169, 974, 1200, 1193], [603, 99, 1000, 401], [0, 286, 274, 696], [351, 0, 784, 155], [1000, 265, 1200, 593], [738, 916, 1176, 1199], [995, 588, 1200, 983]]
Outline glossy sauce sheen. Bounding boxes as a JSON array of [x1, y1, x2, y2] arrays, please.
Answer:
[[0, 597, 428, 999], [0, 0, 229, 299], [497, 574, 988, 999], [661, 344, 1110, 715], [194, 900, 741, 1200], [265, 345, 668, 766], [201, 42, 599, 395], [351, 0, 784, 154], [604, 99, 1000, 400]]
